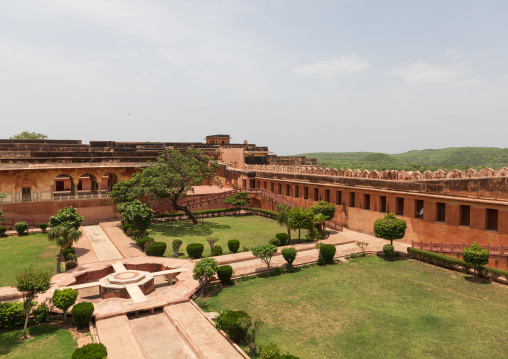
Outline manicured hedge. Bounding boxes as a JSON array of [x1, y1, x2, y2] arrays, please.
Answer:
[[147, 241, 167, 256], [71, 302, 94, 329], [187, 243, 204, 259], [211, 245, 223, 256], [65, 260, 78, 270], [275, 233, 289, 246], [261, 343, 280, 359], [222, 310, 249, 342], [383, 244, 395, 260], [153, 207, 277, 220], [72, 343, 107, 359], [63, 247, 76, 260], [318, 244, 336, 265], [38, 223, 49, 233], [228, 240, 240, 253], [0, 226, 6, 237], [14, 222, 29, 236], [217, 265, 233, 285], [136, 237, 154, 250]]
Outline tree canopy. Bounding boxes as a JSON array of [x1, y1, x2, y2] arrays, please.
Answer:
[[49, 207, 83, 230], [10, 131, 48, 140], [462, 242, 489, 279], [223, 191, 251, 215], [288, 206, 315, 240], [276, 204, 293, 244], [373, 213, 407, 245]]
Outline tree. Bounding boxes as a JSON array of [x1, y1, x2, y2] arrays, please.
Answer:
[[137, 149, 220, 224], [48, 226, 82, 273], [223, 191, 251, 216], [373, 213, 407, 246], [193, 258, 218, 296], [206, 236, 219, 254], [10, 131, 48, 140], [49, 207, 83, 230], [310, 201, 335, 231], [108, 174, 144, 204], [281, 247, 297, 270], [288, 206, 315, 241], [252, 243, 278, 270], [117, 199, 154, 239], [462, 242, 489, 279], [52, 288, 78, 323], [15, 265, 52, 339], [276, 204, 294, 244], [238, 316, 264, 356]]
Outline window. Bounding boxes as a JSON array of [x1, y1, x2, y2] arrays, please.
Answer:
[[349, 192, 355, 207], [336, 191, 342, 205], [486, 209, 498, 231], [242, 179, 247, 188], [304, 187, 308, 200], [286, 184, 290, 196], [363, 194, 370, 210], [270, 183, 274, 192], [396, 197, 404, 216], [415, 200, 424, 219], [22, 187, 31, 202], [460, 205, 470, 226], [278, 183, 282, 195], [264, 182, 267, 190], [379, 196, 387, 213], [314, 188, 319, 201], [295, 186, 299, 198], [436, 202, 446, 222], [325, 189, 330, 202]]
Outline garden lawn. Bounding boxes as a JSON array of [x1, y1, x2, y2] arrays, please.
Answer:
[[0, 234, 59, 287], [0, 325, 76, 358], [207, 256, 508, 359], [148, 215, 307, 258]]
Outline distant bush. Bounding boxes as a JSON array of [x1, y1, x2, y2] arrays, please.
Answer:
[[269, 237, 281, 246], [71, 302, 94, 329], [0, 226, 7, 237], [136, 237, 154, 250], [275, 233, 289, 246], [14, 222, 28, 236], [217, 265, 233, 285], [222, 310, 249, 342], [38, 223, 48, 233], [317, 243, 336, 265], [65, 260, 78, 270], [383, 244, 395, 260], [211, 245, 223, 256], [187, 243, 204, 259], [147, 241, 166, 256], [261, 343, 280, 359], [72, 343, 107, 359], [172, 239, 183, 256], [281, 248, 297, 269], [63, 247, 76, 261], [228, 240, 240, 253]]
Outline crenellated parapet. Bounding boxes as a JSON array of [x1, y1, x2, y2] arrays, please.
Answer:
[[244, 164, 508, 181]]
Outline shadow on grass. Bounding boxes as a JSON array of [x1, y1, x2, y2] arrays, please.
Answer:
[[464, 276, 491, 284], [150, 220, 230, 238], [0, 326, 61, 357]]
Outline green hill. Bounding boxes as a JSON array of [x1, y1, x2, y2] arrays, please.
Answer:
[[295, 147, 508, 172]]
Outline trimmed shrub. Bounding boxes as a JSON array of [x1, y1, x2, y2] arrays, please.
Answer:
[[14, 222, 29, 236], [71, 302, 94, 329], [317, 243, 336, 265], [383, 244, 395, 260], [269, 237, 281, 246], [72, 343, 107, 359], [214, 308, 231, 330], [0, 302, 25, 329], [212, 245, 223, 256], [63, 247, 76, 260], [228, 240, 240, 253], [136, 237, 154, 250], [275, 233, 289, 246], [172, 239, 183, 256], [32, 302, 50, 324], [222, 310, 249, 343], [147, 241, 167, 256], [38, 223, 48, 233], [0, 226, 7, 237], [217, 265, 233, 285], [144, 240, 155, 253], [65, 260, 78, 270], [120, 223, 132, 235], [281, 247, 297, 269], [261, 343, 280, 359], [187, 243, 204, 259], [52, 288, 78, 322]]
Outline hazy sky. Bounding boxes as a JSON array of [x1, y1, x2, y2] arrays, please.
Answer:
[[1, 1, 507, 155]]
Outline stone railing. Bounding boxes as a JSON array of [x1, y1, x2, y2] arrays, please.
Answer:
[[412, 240, 508, 256], [243, 164, 508, 181]]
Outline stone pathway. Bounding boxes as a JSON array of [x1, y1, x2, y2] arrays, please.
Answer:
[[100, 221, 145, 258], [96, 315, 146, 359], [83, 225, 123, 261], [74, 227, 99, 264]]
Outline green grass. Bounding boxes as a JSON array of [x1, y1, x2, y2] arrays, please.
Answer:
[[148, 215, 307, 258], [207, 256, 508, 359], [0, 234, 59, 287], [0, 325, 76, 358]]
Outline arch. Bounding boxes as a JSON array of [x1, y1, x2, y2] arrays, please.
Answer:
[[323, 168, 331, 176], [102, 173, 119, 193], [315, 167, 323, 175], [360, 169, 370, 178], [78, 173, 99, 194], [463, 168, 478, 178], [330, 168, 337, 176], [397, 171, 409, 180], [53, 174, 76, 198], [411, 171, 423, 180], [423, 170, 433, 179], [352, 169, 361, 178], [369, 170, 379, 179], [344, 169, 353, 177], [479, 167, 495, 177], [495, 167, 508, 177], [337, 168, 345, 177], [446, 169, 462, 179], [433, 170, 446, 179]]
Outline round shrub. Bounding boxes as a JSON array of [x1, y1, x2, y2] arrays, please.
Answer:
[[136, 237, 153, 250], [65, 260, 78, 270], [147, 241, 167, 256], [222, 310, 249, 343], [14, 222, 28, 236], [275, 233, 289, 246], [32, 302, 50, 324], [38, 223, 49, 233], [0, 226, 6, 237], [172, 239, 183, 256], [187, 243, 204, 259], [72, 343, 107, 359], [212, 245, 223, 256], [217, 265, 233, 285], [71, 302, 94, 329], [383, 244, 395, 260], [269, 237, 281, 246], [318, 244, 336, 265], [228, 240, 240, 253], [143, 240, 154, 253], [63, 247, 76, 260], [261, 343, 280, 359], [281, 247, 297, 268]]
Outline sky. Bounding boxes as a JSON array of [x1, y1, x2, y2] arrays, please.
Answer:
[[1, 0, 507, 155]]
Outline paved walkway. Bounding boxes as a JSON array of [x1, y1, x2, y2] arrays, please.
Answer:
[[83, 225, 123, 261], [100, 221, 145, 258], [75, 227, 99, 264], [96, 315, 146, 359]]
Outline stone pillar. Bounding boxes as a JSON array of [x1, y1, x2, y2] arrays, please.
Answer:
[[74, 180, 80, 199]]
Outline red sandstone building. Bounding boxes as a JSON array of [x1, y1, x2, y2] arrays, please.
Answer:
[[1, 136, 507, 266]]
